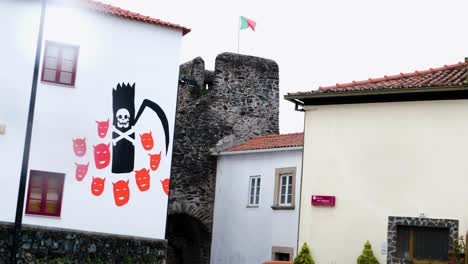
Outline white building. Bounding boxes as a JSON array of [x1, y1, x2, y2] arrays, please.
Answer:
[[0, 0, 188, 250], [211, 133, 303, 264], [286, 59, 468, 263]]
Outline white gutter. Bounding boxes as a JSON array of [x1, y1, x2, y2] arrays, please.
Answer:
[[214, 146, 303, 156]]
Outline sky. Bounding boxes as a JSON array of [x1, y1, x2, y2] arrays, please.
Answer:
[[104, 0, 468, 134]]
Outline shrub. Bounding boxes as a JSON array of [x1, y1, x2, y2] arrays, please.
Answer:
[[293, 242, 315, 264], [449, 235, 465, 264], [357, 241, 379, 264]]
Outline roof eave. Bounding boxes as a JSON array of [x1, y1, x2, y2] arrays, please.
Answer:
[[285, 85, 468, 106], [215, 146, 304, 156]]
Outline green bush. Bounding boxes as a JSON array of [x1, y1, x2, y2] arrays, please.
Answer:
[[293, 242, 315, 264], [357, 241, 379, 264]]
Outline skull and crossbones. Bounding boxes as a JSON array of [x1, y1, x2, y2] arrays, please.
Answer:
[[112, 108, 135, 146], [116, 108, 130, 128]]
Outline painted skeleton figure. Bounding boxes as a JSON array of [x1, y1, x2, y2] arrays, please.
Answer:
[[111, 83, 170, 174], [112, 83, 136, 173]]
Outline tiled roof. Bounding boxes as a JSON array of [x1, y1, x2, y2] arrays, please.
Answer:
[[81, 0, 190, 35], [287, 61, 467, 97], [223, 133, 304, 153]]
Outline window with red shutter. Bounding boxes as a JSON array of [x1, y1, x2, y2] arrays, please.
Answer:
[[25, 170, 65, 217], [41, 41, 79, 86]]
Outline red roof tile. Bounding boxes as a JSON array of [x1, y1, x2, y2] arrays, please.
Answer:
[[223, 133, 304, 153], [80, 0, 190, 35], [288, 61, 467, 97]]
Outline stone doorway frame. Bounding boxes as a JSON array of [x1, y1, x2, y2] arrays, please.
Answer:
[[386, 216, 458, 264]]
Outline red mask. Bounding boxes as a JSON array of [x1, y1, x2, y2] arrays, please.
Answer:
[[72, 138, 86, 157], [96, 118, 109, 138], [91, 177, 105, 196], [113, 180, 130, 206], [74, 162, 89, 181], [135, 168, 151, 192], [149, 151, 162, 171], [94, 143, 111, 169], [140, 131, 154, 151], [161, 178, 170, 195]]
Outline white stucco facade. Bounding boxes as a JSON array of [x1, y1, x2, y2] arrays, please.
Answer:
[[0, 0, 41, 224], [0, 0, 183, 240], [299, 100, 468, 263], [211, 148, 303, 264]]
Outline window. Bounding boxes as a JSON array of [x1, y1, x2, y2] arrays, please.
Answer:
[[271, 246, 294, 261], [25, 170, 65, 217], [248, 176, 261, 206], [41, 41, 79, 86], [396, 226, 449, 261], [272, 167, 296, 209], [279, 173, 293, 206]]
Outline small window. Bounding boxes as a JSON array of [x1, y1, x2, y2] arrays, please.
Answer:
[[25, 170, 65, 217], [248, 176, 261, 206], [272, 167, 296, 209], [271, 246, 293, 261], [41, 41, 79, 86]]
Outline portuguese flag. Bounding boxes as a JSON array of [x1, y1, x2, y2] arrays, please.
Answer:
[[240, 16, 256, 31]]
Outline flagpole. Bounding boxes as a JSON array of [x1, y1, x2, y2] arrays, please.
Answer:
[[237, 16, 240, 53]]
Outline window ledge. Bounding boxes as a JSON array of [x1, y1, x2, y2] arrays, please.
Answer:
[[271, 205, 295, 210], [41, 80, 76, 88], [246, 205, 259, 208]]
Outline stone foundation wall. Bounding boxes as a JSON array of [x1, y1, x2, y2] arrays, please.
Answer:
[[386, 216, 458, 264], [0, 222, 166, 264]]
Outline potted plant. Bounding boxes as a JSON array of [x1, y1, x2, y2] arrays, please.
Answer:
[[357, 241, 379, 264], [293, 243, 315, 264], [449, 235, 465, 264]]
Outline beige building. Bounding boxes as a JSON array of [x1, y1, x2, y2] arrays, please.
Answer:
[[286, 59, 468, 263]]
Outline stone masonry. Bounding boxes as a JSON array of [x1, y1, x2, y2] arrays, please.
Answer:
[[0, 222, 166, 264], [386, 216, 458, 264], [167, 52, 279, 264]]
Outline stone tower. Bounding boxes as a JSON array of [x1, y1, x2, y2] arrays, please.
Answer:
[[166, 53, 279, 264]]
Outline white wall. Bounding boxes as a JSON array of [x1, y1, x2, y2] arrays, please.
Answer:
[[299, 100, 468, 263], [1, 2, 182, 240], [0, 0, 41, 223], [211, 149, 302, 264]]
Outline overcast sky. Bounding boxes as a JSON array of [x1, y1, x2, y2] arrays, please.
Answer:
[[104, 0, 468, 133]]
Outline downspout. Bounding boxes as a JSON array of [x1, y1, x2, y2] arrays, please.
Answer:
[[294, 99, 304, 112], [295, 102, 305, 112], [11, 0, 46, 262], [295, 109, 306, 256]]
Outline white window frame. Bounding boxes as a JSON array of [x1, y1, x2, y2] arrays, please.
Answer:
[[278, 173, 293, 206], [248, 175, 261, 206]]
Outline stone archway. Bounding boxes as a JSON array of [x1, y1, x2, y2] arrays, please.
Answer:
[[166, 213, 210, 264]]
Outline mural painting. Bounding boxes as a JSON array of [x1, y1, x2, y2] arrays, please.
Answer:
[[74, 162, 89, 182], [72, 83, 171, 207]]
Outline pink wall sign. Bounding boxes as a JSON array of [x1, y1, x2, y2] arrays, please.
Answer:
[[311, 195, 336, 206]]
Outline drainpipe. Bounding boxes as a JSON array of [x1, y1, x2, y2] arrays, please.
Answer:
[[294, 100, 304, 112], [10, 0, 46, 262]]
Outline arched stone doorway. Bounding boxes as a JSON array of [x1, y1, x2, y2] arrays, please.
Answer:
[[166, 213, 211, 264]]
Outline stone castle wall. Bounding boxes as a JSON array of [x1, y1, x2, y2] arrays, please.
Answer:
[[167, 52, 279, 264]]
